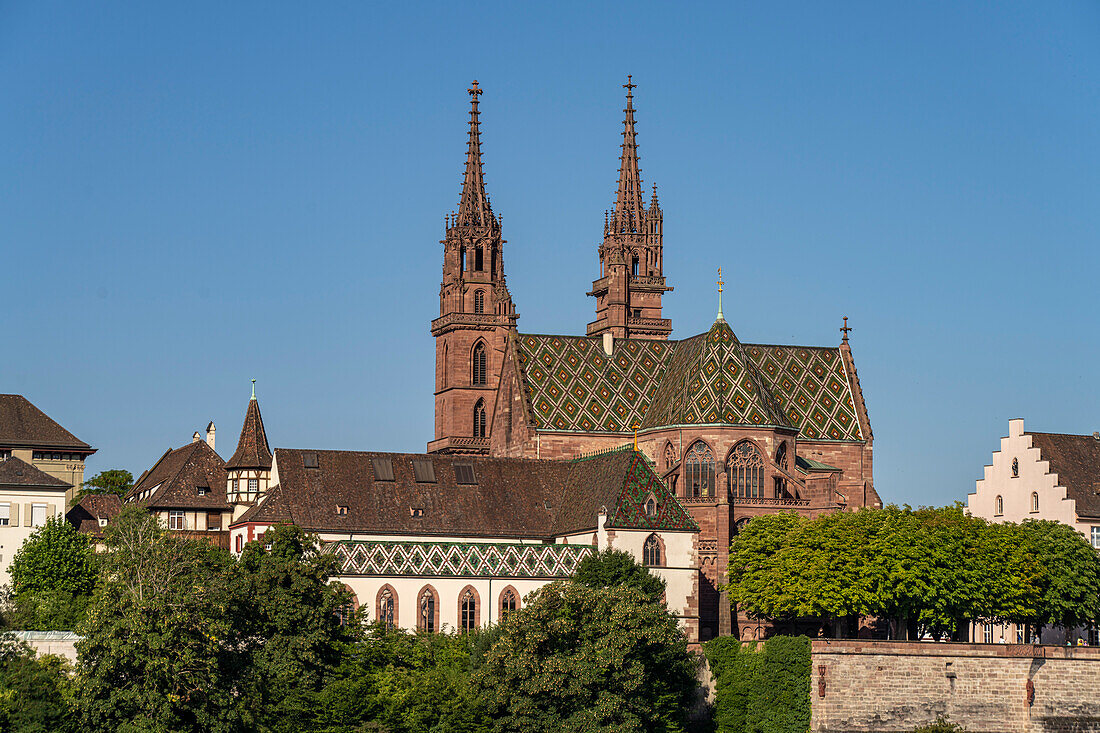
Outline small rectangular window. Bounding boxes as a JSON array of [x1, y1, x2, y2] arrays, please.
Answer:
[[412, 459, 436, 483], [454, 463, 477, 485], [207, 513, 221, 530], [248, 478, 259, 492], [98, 517, 108, 527], [1092, 527, 1100, 550], [303, 452, 319, 468], [197, 486, 208, 496], [33, 452, 42, 460], [31, 504, 47, 527], [235, 535, 243, 553], [168, 511, 185, 531], [371, 458, 394, 482], [0, 504, 9, 527]]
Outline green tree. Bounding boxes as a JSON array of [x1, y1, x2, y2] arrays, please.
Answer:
[[79, 469, 133, 499], [74, 506, 240, 733], [474, 581, 697, 733], [1012, 519, 1100, 635], [5, 516, 97, 631], [0, 634, 75, 733], [573, 547, 666, 602], [231, 522, 357, 733]]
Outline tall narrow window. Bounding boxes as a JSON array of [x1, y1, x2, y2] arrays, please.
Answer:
[[419, 588, 437, 632], [378, 588, 395, 629], [729, 442, 765, 499], [460, 589, 477, 633], [1031, 492, 1039, 513], [500, 588, 517, 619], [684, 442, 715, 498], [473, 290, 485, 314], [774, 443, 788, 498], [643, 534, 662, 566], [475, 246, 483, 271], [995, 495, 1004, 516], [473, 400, 486, 438], [460, 246, 466, 272], [472, 342, 487, 386], [335, 593, 357, 626], [1012, 458, 1019, 478], [632, 256, 640, 277], [441, 343, 448, 388], [663, 442, 676, 471]]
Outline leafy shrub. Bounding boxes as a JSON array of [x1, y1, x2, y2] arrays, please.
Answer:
[[913, 716, 967, 732], [704, 635, 810, 733]]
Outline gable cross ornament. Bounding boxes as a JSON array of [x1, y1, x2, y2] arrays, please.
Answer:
[[840, 317, 852, 344]]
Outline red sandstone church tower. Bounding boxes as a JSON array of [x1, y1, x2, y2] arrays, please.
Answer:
[[428, 82, 518, 455], [587, 77, 672, 340]]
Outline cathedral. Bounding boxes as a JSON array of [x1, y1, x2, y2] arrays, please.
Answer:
[[427, 79, 881, 638]]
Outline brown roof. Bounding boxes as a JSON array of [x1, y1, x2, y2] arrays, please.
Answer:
[[234, 447, 696, 538], [127, 441, 230, 510], [225, 398, 272, 471], [0, 457, 71, 489], [66, 493, 123, 538], [0, 395, 93, 452], [1029, 432, 1100, 519]]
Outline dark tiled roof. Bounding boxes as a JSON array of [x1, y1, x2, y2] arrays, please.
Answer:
[[0, 457, 71, 488], [1029, 432, 1100, 519], [225, 398, 272, 470], [513, 325, 866, 441], [127, 441, 230, 510], [0, 394, 93, 451], [235, 448, 695, 538], [66, 493, 122, 538]]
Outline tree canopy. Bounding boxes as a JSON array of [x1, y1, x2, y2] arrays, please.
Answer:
[[79, 469, 133, 499], [572, 547, 666, 603], [727, 505, 1100, 639], [4, 516, 98, 632]]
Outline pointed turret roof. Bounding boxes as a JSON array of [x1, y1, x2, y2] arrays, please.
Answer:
[[226, 392, 272, 471], [612, 76, 646, 234], [455, 80, 495, 228]]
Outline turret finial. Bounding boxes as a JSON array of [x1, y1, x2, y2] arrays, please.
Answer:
[[716, 267, 725, 321], [251, 378, 256, 400]]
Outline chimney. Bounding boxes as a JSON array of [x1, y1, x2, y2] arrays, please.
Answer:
[[1093, 432, 1099, 441], [602, 332, 614, 357], [206, 421, 216, 451], [192, 431, 201, 443]]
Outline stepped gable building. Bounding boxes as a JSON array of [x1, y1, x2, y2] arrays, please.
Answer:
[[0, 394, 96, 505], [426, 80, 879, 639], [231, 445, 699, 636]]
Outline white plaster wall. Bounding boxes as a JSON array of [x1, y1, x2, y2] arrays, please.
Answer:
[[0, 489, 67, 586], [339, 575, 548, 631], [967, 419, 1084, 534], [607, 529, 696, 619], [556, 530, 598, 545]]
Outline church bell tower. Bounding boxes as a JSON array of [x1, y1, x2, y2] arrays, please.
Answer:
[[428, 81, 518, 455], [587, 77, 672, 340]]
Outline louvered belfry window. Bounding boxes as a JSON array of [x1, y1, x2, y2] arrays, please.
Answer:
[[684, 442, 715, 498], [472, 342, 487, 386]]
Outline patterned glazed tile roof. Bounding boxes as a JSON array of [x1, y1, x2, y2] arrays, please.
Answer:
[[514, 323, 866, 442], [743, 344, 864, 441], [328, 540, 595, 579], [0, 394, 93, 452], [515, 334, 675, 433]]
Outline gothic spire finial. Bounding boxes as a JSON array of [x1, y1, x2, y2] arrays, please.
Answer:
[[613, 75, 645, 234], [716, 267, 725, 322], [250, 378, 256, 400], [456, 80, 493, 228]]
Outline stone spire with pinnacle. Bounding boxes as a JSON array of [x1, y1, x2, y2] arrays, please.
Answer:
[[588, 76, 672, 341], [455, 80, 495, 228]]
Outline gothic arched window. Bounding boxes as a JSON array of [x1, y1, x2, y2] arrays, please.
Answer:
[[418, 587, 437, 632], [643, 533, 662, 566], [473, 399, 486, 438], [632, 255, 640, 277], [472, 342, 487, 386], [773, 442, 788, 498], [684, 442, 715, 498], [335, 587, 358, 627], [1031, 492, 1039, 513], [500, 588, 517, 619], [460, 246, 466, 272], [460, 589, 477, 633], [645, 497, 658, 517], [473, 290, 485, 314], [729, 441, 765, 499], [1012, 458, 1019, 478], [663, 442, 676, 471], [378, 587, 396, 630], [995, 495, 1004, 516]]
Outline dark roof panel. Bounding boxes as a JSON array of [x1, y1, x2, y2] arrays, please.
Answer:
[[0, 457, 71, 488], [225, 398, 272, 471], [128, 441, 230, 510], [1029, 432, 1100, 519], [0, 395, 93, 451]]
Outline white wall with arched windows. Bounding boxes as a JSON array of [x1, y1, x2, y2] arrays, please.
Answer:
[[967, 418, 1081, 532]]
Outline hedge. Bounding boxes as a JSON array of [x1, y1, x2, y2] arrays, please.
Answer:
[[703, 635, 811, 733]]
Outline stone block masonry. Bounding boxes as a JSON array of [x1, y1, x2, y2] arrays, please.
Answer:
[[811, 639, 1100, 733]]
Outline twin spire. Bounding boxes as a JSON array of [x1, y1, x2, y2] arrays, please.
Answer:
[[454, 80, 495, 229]]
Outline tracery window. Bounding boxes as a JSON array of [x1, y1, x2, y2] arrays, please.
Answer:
[[729, 441, 765, 499], [472, 342, 487, 386], [643, 534, 662, 566], [473, 289, 485, 314], [773, 442, 788, 498], [378, 588, 395, 629], [418, 588, 437, 632], [663, 442, 676, 471], [684, 442, 715, 498], [500, 588, 517, 619], [473, 399, 487, 438], [1012, 458, 1019, 478], [460, 589, 477, 633]]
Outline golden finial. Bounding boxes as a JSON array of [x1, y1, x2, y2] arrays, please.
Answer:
[[633, 423, 640, 451], [716, 267, 725, 321]]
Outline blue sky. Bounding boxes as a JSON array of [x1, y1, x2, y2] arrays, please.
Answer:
[[3, 1, 1098, 507]]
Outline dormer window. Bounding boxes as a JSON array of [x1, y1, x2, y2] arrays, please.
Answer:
[[410, 507, 424, 518], [645, 497, 658, 517], [336, 505, 348, 516], [303, 452, 319, 468], [197, 486, 208, 496], [98, 517, 108, 527]]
